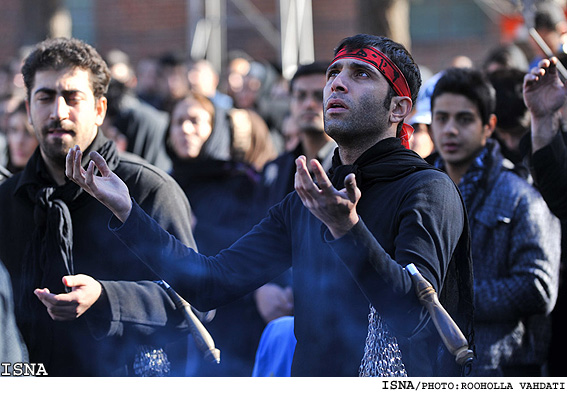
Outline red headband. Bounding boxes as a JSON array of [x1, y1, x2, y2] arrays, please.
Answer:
[[330, 46, 414, 148]]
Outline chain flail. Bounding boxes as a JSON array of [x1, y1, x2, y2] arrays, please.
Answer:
[[359, 305, 407, 377]]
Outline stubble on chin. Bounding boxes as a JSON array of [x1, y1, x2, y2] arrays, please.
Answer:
[[40, 138, 74, 168]]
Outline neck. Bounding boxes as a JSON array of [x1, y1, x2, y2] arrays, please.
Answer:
[[301, 131, 332, 162], [337, 144, 371, 165], [445, 164, 468, 185], [41, 152, 66, 186], [336, 132, 394, 165]]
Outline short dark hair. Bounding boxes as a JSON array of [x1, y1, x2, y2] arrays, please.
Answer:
[[333, 34, 421, 106], [289, 61, 329, 93], [482, 44, 528, 72], [535, 2, 566, 31], [487, 68, 529, 130], [21, 37, 111, 102], [431, 67, 495, 126]]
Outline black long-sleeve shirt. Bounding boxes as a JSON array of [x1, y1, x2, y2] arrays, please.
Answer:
[[111, 138, 471, 376]]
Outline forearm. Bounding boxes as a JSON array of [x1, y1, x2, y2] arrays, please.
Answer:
[[474, 270, 558, 321], [326, 219, 425, 337], [531, 112, 561, 153], [111, 200, 291, 311], [85, 280, 185, 339], [532, 131, 567, 218]]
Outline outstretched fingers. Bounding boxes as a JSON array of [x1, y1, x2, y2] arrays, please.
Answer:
[[89, 151, 112, 177], [310, 158, 334, 193], [65, 145, 81, 181], [344, 173, 361, 204], [294, 156, 315, 202]]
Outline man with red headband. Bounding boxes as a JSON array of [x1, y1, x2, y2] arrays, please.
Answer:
[[65, 34, 473, 377]]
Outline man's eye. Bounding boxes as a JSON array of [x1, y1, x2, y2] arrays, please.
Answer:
[[327, 70, 339, 79], [356, 70, 369, 77], [65, 94, 81, 104], [293, 92, 307, 101]]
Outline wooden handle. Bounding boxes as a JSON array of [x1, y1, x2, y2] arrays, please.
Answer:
[[406, 264, 473, 366], [160, 281, 221, 364]]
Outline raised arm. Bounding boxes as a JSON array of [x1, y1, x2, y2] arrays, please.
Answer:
[[523, 57, 567, 152]]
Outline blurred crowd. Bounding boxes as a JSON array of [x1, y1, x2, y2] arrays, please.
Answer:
[[2, 0, 567, 379]]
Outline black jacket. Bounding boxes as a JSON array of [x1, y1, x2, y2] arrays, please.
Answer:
[[0, 132, 196, 376]]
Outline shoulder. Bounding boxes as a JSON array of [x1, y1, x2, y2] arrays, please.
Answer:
[[404, 167, 457, 195], [263, 150, 296, 171], [487, 168, 553, 218], [116, 152, 176, 187], [262, 151, 297, 185], [0, 173, 20, 200], [115, 152, 187, 205], [494, 167, 538, 200]]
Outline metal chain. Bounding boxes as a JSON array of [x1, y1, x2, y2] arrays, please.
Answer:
[[359, 305, 407, 377], [133, 345, 171, 377]]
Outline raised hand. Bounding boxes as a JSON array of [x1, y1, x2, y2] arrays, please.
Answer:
[[294, 155, 361, 239], [34, 274, 102, 321], [523, 57, 567, 152], [524, 57, 567, 118], [66, 145, 132, 222]]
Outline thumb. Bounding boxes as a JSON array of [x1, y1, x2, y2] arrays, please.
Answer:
[[89, 151, 111, 177], [62, 275, 85, 289]]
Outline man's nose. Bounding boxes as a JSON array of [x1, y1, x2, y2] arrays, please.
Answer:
[[443, 119, 459, 135], [330, 72, 347, 93], [304, 92, 323, 108], [50, 96, 70, 120]]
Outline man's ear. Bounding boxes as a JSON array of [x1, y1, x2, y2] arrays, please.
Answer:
[[484, 113, 497, 138], [390, 96, 413, 125], [95, 96, 107, 127]]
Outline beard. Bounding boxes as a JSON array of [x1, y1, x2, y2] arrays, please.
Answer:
[[301, 124, 325, 136], [38, 120, 78, 166], [324, 94, 390, 149]]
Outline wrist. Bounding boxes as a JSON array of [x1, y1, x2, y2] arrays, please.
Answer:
[[531, 113, 560, 152], [329, 215, 360, 239], [114, 199, 133, 223]]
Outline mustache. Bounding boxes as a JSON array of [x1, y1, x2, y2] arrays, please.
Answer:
[[44, 120, 74, 133], [47, 120, 63, 130]]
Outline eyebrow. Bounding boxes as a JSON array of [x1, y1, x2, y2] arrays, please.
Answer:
[[33, 87, 85, 97], [326, 59, 378, 76], [433, 109, 477, 116], [353, 61, 378, 75]]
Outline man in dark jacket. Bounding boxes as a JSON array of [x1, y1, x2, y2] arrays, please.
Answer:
[[430, 67, 559, 376], [0, 37, 197, 376], [67, 34, 474, 377]]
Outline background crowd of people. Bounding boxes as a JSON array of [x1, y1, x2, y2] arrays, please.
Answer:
[[1, 1, 567, 379]]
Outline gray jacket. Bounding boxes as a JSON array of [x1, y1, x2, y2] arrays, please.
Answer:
[[465, 142, 560, 376]]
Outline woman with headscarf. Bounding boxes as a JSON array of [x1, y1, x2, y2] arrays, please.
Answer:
[[166, 93, 280, 376]]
